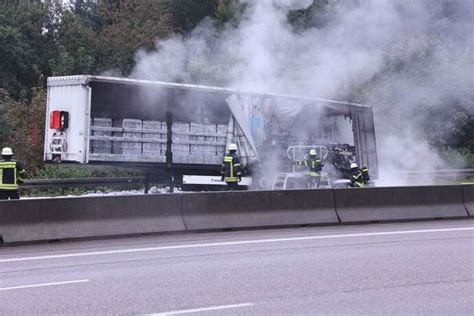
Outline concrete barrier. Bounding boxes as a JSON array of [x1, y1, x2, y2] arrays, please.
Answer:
[[181, 189, 339, 230], [463, 184, 474, 217], [335, 185, 469, 223], [0, 194, 185, 244], [1, 185, 471, 244]]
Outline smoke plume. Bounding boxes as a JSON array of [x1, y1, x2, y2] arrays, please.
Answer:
[[130, 0, 474, 185]]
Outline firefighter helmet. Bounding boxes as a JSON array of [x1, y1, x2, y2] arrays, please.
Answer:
[[350, 162, 358, 169], [228, 143, 238, 151], [309, 149, 317, 156], [1, 147, 13, 156]]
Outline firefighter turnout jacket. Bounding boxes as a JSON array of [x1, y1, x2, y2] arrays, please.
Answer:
[[221, 152, 242, 183], [361, 166, 370, 184], [298, 157, 324, 177], [350, 169, 365, 188], [0, 159, 26, 190]]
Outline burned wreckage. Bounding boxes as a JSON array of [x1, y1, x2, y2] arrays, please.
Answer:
[[44, 75, 377, 189]]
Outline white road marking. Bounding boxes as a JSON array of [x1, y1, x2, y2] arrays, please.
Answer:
[[150, 303, 255, 315], [0, 279, 90, 291], [0, 227, 473, 263]]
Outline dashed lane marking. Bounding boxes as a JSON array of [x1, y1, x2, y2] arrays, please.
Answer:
[[0, 279, 90, 291], [149, 303, 255, 315], [0, 227, 473, 263]]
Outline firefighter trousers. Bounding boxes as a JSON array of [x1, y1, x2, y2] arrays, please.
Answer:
[[225, 182, 239, 191], [308, 175, 321, 189]]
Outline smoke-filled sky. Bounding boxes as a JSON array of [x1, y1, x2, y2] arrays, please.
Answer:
[[130, 0, 474, 183]]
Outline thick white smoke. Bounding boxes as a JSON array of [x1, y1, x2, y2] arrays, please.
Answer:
[[130, 0, 474, 185]]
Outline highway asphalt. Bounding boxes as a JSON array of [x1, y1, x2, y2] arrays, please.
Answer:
[[1, 220, 473, 315]]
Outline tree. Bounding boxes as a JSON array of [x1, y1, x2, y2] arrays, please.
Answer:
[[69, 0, 103, 32], [214, 0, 246, 27], [0, 3, 51, 100], [170, 0, 217, 32], [5, 88, 47, 175], [287, 0, 340, 30], [0, 89, 15, 149], [49, 8, 99, 75], [97, 0, 173, 75]]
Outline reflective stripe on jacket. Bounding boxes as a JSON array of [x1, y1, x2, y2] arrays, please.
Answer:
[[0, 160, 25, 190], [221, 153, 241, 183], [361, 167, 370, 184], [302, 158, 323, 177], [351, 170, 365, 188]]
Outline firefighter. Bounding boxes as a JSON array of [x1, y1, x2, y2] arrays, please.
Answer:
[[0, 147, 26, 200], [349, 162, 365, 188], [361, 166, 370, 185], [298, 149, 324, 188], [221, 143, 242, 190]]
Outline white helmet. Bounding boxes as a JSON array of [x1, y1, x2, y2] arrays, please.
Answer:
[[1, 147, 13, 156], [350, 162, 358, 169], [228, 143, 238, 151], [309, 149, 317, 156]]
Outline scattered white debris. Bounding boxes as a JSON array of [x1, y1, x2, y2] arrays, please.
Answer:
[[22, 186, 180, 199]]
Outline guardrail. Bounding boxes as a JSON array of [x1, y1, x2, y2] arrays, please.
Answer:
[[379, 169, 474, 185], [21, 177, 145, 188], [20, 177, 149, 194], [386, 169, 474, 176], [380, 169, 473, 177]]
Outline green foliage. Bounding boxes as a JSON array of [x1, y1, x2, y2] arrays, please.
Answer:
[[0, 3, 51, 99], [0, 89, 15, 148], [440, 147, 474, 168], [96, 0, 173, 75], [424, 106, 474, 151], [27, 164, 144, 196], [49, 9, 98, 75], [36, 164, 95, 179], [215, 0, 247, 28], [35, 164, 143, 179], [170, 0, 217, 32], [4, 88, 46, 175], [69, 0, 103, 32], [287, 0, 341, 30]]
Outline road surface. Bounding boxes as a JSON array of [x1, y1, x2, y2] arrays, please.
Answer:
[[1, 220, 473, 314]]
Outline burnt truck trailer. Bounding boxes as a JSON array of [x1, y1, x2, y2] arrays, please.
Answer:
[[44, 75, 378, 189]]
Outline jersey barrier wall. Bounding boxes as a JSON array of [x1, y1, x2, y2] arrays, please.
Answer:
[[0, 194, 185, 243], [463, 184, 474, 217], [335, 185, 469, 223], [0, 185, 471, 244], [180, 189, 338, 230]]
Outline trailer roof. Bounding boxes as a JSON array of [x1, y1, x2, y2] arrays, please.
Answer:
[[47, 75, 370, 109]]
